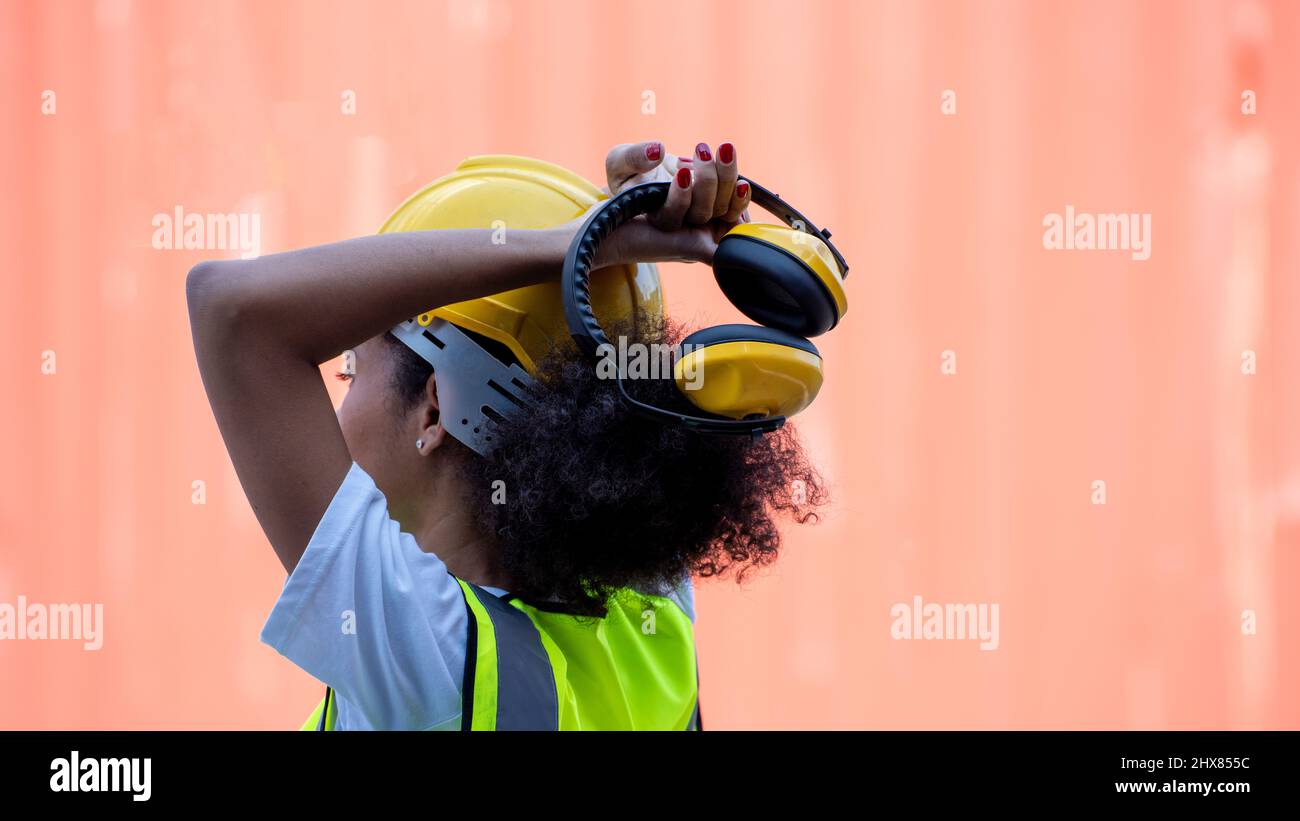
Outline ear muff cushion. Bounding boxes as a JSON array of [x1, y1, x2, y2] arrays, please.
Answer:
[[676, 325, 823, 419], [681, 324, 819, 355], [713, 233, 840, 337]]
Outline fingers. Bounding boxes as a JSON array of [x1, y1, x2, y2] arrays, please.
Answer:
[[713, 142, 737, 218], [683, 143, 717, 224], [649, 165, 694, 231], [721, 178, 751, 224], [645, 140, 743, 228], [605, 141, 664, 192]]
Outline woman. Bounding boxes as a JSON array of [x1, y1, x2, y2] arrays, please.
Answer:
[[187, 140, 825, 730]]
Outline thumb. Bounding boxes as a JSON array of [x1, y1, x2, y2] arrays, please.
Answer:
[[606, 141, 664, 190]]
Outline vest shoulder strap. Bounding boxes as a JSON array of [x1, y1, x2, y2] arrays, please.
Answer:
[[456, 577, 560, 731]]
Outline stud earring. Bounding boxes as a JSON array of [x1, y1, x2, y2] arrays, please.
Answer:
[[415, 439, 424, 450]]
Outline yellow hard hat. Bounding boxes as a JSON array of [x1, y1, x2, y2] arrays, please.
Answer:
[[378, 155, 663, 374]]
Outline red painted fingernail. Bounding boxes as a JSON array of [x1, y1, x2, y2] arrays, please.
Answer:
[[718, 142, 734, 164], [695, 143, 711, 162], [645, 142, 662, 162], [736, 181, 750, 198], [676, 167, 692, 188]]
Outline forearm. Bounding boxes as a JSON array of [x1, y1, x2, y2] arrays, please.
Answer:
[[186, 226, 573, 364]]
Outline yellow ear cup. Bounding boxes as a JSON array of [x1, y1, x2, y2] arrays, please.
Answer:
[[673, 333, 824, 420], [712, 223, 848, 338]]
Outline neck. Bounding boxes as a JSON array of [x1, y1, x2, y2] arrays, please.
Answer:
[[418, 510, 508, 590], [399, 463, 511, 591]]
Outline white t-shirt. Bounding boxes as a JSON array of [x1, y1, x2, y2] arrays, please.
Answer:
[[261, 461, 695, 731]]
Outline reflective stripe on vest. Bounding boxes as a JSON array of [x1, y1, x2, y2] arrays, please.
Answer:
[[456, 578, 559, 730], [303, 577, 699, 731]]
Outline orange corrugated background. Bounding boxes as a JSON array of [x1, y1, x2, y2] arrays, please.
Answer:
[[1, 0, 1298, 728]]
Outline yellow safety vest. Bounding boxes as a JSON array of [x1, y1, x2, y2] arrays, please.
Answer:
[[302, 578, 700, 731]]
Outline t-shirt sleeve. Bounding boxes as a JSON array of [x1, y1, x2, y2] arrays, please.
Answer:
[[671, 574, 696, 623], [641, 574, 695, 623], [260, 461, 467, 730]]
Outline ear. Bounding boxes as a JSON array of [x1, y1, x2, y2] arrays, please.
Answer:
[[414, 371, 448, 456]]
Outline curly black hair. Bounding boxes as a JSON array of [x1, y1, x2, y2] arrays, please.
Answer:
[[383, 318, 827, 617]]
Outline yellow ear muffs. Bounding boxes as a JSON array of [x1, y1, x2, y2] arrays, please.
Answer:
[[563, 178, 847, 436], [673, 325, 823, 420], [712, 223, 848, 338]]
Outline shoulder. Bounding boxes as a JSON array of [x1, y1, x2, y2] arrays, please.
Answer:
[[262, 461, 472, 730]]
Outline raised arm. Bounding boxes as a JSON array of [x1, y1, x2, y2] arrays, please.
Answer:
[[185, 227, 578, 573], [185, 142, 732, 575]]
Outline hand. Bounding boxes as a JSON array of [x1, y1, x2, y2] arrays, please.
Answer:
[[575, 140, 752, 268], [604, 140, 751, 228], [580, 201, 720, 269]]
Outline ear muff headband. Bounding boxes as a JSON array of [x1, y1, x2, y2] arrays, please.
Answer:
[[562, 182, 783, 435], [562, 180, 850, 355], [562, 182, 666, 358], [561, 179, 847, 436]]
